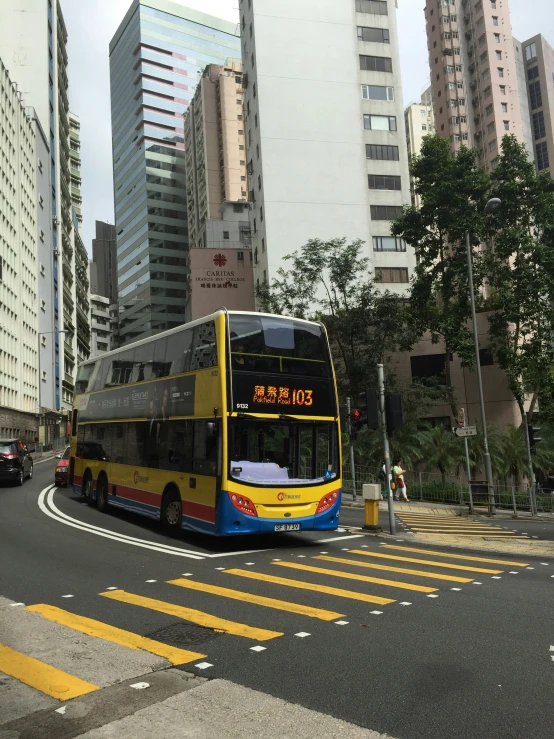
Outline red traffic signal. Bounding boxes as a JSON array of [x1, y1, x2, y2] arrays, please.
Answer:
[[352, 409, 361, 420]]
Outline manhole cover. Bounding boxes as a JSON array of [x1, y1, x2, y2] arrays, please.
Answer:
[[146, 622, 221, 647]]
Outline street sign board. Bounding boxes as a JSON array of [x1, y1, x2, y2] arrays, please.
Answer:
[[454, 426, 477, 437]]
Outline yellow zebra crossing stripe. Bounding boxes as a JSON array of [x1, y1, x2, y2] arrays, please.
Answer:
[[313, 555, 473, 583], [26, 603, 206, 666], [380, 544, 529, 567], [224, 569, 395, 605], [349, 550, 503, 574], [395, 512, 530, 538], [0, 642, 99, 700], [272, 561, 439, 593], [168, 578, 344, 621], [100, 589, 282, 641]]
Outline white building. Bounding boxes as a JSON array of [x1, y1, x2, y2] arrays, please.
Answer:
[[0, 59, 39, 440], [1, 0, 89, 414], [240, 0, 415, 295], [404, 86, 435, 207], [89, 293, 113, 357]]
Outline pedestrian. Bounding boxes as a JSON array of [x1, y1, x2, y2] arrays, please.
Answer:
[[392, 457, 409, 502]]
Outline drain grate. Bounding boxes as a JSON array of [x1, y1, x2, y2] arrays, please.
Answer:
[[146, 622, 221, 647]]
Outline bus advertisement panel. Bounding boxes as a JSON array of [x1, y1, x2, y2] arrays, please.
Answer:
[[70, 311, 341, 536]]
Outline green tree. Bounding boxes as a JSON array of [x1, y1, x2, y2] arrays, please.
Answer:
[[256, 237, 417, 399], [483, 135, 554, 419], [419, 424, 464, 488], [392, 136, 490, 418]]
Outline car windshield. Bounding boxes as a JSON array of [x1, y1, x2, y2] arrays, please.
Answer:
[[228, 420, 338, 486], [62, 447, 70, 460]]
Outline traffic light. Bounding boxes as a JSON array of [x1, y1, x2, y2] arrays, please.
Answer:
[[351, 408, 361, 440], [385, 393, 403, 433], [528, 419, 542, 455], [359, 389, 379, 430]]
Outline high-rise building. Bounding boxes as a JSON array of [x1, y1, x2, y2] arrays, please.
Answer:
[[405, 86, 435, 207], [109, 0, 241, 345], [184, 61, 249, 248], [424, 0, 532, 169], [1, 0, 89, 412], [91, 221, 117, 303], [520, 34, 554, 177], [0, 59, 39, 440], [89, 293, 113, 357]]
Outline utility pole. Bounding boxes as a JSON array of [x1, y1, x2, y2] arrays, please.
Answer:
[[346, 396, 357, 502], [377, 364, 395, 535]]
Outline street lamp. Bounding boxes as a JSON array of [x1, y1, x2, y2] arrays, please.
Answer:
[[465, 197, 501, 514]]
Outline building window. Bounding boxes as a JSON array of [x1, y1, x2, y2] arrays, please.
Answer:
[[496, 50, 502, 60], [422, 124, 427, 130], [262, 237, 265, 253], [370, 205, 404, 221], [39, 195, 44, 209], [357, 26, 390, 42], [372, 236, 406, 251], [41, 300, 46, 311], [254, 113, 258, 128], [368, 174, 401, 191], [501, 102, 508, 112], [527, 66, 539, 82], [260, 206, 263, 221], [241, 175, 246, 181], [487, 122, 495, 134], [237, 251, 244, 261], [359, 54, 392, 72], [253, 82, 257, 98], [529, 81, 542, 109], [355, 0, 388, 14], [239, 144, 245, 150], [536, 141, 549, 171], [40, 229, 45, 242], [479, 348, 494, 366], [533, 110, 546, 140], [525, 42, 537, 61], [256, 144, 260, 159], [490, 0, 496, 7], [485, 104, 493, 116], [410, 354, 447, 379], [361, 84, 394, 101], [492, 16, 499, 25], [499, 85, 506, 95], [238, 114, 243, 121], [363, 114, 397, 131], [223, 231, 230, 240], [494, 34, 500, 44], [503, 120, 509, 131], [497, 67, 504, 77], [366, 144, 399, 160], [38, 159, 43, 173], [258, 175, 261, 191], [375, 267, 409, 284]]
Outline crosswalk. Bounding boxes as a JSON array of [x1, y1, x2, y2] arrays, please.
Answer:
[[395, 511, 531, 538], [0, 544, 531, 703]]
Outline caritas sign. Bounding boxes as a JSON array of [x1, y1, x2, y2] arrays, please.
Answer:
[[189, 248, 254, 319]]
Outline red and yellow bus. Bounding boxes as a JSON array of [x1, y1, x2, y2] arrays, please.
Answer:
[[70, 310, 341, 536]]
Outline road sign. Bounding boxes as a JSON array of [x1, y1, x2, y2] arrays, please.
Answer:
[[454, 426, 477, 438]]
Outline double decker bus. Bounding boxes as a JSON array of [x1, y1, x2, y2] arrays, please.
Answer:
[[70, 310, 341, 536]]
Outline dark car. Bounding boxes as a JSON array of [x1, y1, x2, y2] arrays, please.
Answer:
[[0, 439, 34, 486], [54, 447, 71, 486]]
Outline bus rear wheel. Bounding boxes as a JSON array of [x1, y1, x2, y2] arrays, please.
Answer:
[[161, 488, 182, 535], [96, 474, 109, 513]]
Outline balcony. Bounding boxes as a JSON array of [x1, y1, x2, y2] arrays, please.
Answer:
[[64, 340, 75, 360]]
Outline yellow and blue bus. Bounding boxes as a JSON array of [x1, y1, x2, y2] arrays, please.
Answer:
[[70, 310, 341, 536]]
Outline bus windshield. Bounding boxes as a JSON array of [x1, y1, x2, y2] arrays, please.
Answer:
[[228, 418, 339, 486], [229, 314, 330, 377]]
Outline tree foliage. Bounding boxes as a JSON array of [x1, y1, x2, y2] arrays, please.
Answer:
[[256, 238, 417, 399], [391, 136, 490, 417]]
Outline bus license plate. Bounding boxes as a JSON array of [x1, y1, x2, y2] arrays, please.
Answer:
[[274, 523, 300, 532]]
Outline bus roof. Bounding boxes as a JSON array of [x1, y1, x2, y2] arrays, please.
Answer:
[[78, 310, 323, 368]]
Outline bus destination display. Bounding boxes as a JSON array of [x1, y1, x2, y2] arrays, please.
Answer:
[[232, 373, 335, 416]]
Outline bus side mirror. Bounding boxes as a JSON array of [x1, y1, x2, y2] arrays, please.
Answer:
[[207, 422, 219, 438]]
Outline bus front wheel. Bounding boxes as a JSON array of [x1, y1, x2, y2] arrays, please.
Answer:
[[161, 488, 182, 535], [96, 474, 109, 513], [83, 471, 95, 506]]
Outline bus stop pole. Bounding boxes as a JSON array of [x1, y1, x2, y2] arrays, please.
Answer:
[[378, 363, 395, 535]]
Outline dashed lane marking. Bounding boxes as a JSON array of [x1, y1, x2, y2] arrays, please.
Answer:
[[26, 603, 206, 666], [100, 589, 283, 641]]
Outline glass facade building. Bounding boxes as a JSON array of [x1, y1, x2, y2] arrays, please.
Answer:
[[109, 0, 240, 345]]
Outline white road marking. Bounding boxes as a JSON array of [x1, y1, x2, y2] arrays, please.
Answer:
[[9, 603, 25, 607], [491, 576, 502, 579], [509, 571, 519, 574], [208, 549, 270, 558], [527, 567, 535, 570], [341, 548, 350, 551], [361, 545, 368, 548], [427, 594, 439, 598], [399, 602, 412, 606], [215, 567, 226, 571], [244, 562, 255, 566], [319, 551, 328, 554], [335, 620, 349, 625], [55, 706, 67, 715], [541, 563, 550, 565], [294, 632, 311, 637], [250, 646, 267, 652], [316, 534, 364, 543], [297, 555, 306, 558], [370, 611, 383, 615], [61, 594, 74, 598], [130, 682, 150, 690], [195, 662, 213, 669], [145, 580, 157, 583], [181, 573, 193, 577], [272, 559, 281, 562], [472, 582, 482, 585], [105, 587, 118, 590]]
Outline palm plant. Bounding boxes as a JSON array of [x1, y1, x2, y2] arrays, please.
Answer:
[[466, 423, 505, 481], [419, 424, 464, 488], [496, 425, 527, 487]]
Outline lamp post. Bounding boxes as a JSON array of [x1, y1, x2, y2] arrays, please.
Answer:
[[466, 197, 501, 514]]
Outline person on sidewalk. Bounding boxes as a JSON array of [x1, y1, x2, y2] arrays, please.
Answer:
[[392, 458, 409, 502]]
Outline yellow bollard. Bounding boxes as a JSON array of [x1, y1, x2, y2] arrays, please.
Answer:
[[362, 484, 382, 532]]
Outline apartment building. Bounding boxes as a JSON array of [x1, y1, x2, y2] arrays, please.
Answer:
[[1, 0, 88, 411], [91, 221, 118, 304], [109, 0, 241, 345], [89, 293, 113, 357], [404, 86, 435, 206], [520, 34, 554, 177], [239, 0, 415, 296], [424, 0, 532, 168], [0, 59, 39, 439]]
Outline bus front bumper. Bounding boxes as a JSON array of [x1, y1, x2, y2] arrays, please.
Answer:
[[217, 490, 342, 535]]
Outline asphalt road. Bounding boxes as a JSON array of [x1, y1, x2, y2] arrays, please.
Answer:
[[339, 503, 554, 540], [1, 459, 553, 739]]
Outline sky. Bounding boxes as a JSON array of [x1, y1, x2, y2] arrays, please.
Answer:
[[61, 0, 553, 255]]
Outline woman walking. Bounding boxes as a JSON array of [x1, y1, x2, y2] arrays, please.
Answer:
[[392, 457, 409, 502]]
